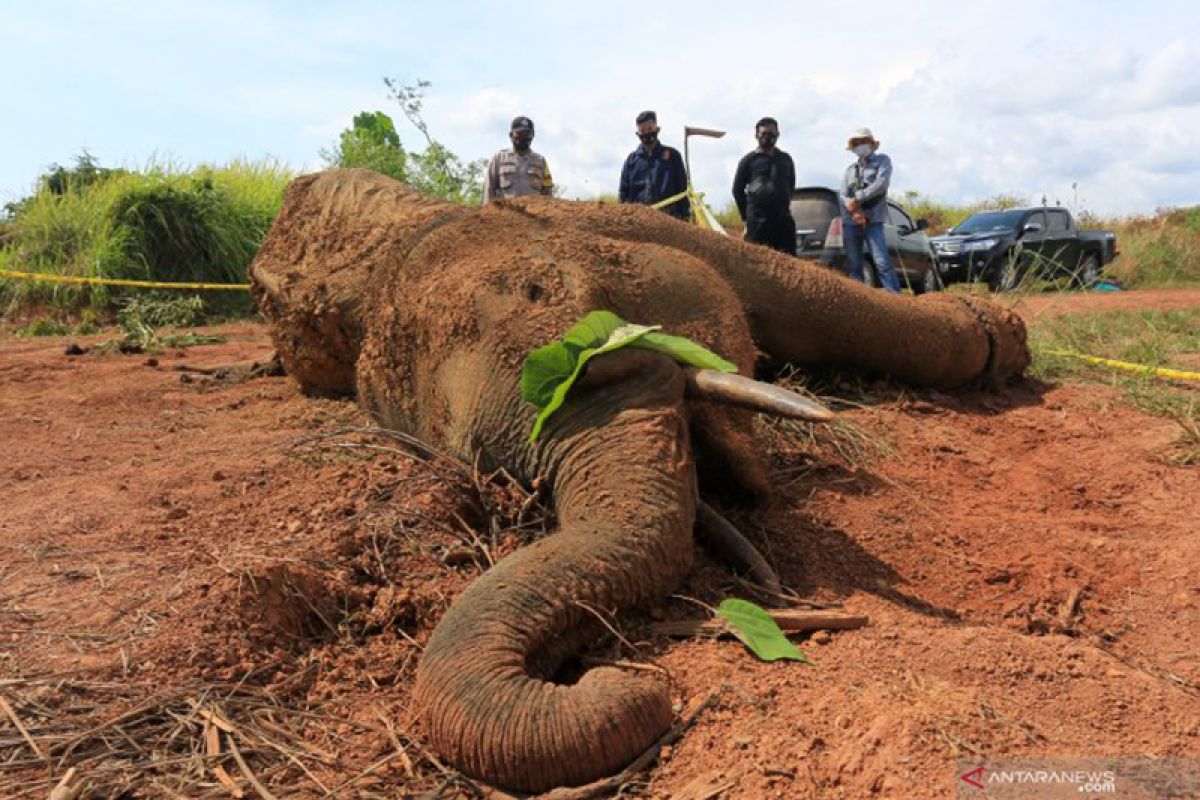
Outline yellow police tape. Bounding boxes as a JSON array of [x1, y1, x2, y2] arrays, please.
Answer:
[[0, 268, 250, 291], [1045, 349, 1200, 382], [649, 189, 690, 210]]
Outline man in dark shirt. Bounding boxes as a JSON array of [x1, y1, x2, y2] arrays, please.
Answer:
[[619, 110, 690, 220], [732, 117, 797, 255]]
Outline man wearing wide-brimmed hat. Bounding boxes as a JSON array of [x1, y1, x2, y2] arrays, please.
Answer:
[[840, 127, 900, 293]]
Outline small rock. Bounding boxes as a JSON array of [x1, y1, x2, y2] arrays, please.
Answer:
[[286, 520, 303, 533], [144, 357, 159, 367], [64, 343, 88, 356], [442, 546, 476, 566], [811, 630, 833, 645], [211, 470, 227, 482], [179, 373, 194, 384], [165, 507, 188, 521]]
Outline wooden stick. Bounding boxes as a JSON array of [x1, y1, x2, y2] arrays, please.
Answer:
[[48, 767, 79, 800], [650, 609, 869, 638], [227, 732, 280, 800], [204, 720, 245, 798], [0, 693, 46, 760]]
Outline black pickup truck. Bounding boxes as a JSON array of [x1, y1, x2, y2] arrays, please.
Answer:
[[929, 207, 1118, 291]]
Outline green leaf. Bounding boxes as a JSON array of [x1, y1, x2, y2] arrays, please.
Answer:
[[526, 322, 664, 442], [563, 310, 626, 349], [716, 598, 811, 663], [520, 310, 739, 442], [520, 341, 578, 408], [636, 331, 738, 373]]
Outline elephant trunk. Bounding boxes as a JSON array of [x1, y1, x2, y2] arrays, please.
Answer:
[[414, 364, 694, 793]]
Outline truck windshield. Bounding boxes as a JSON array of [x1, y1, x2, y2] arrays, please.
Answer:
[[951, 210, 1025, 234]]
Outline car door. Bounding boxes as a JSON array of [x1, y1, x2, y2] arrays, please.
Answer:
[[1044, 210, 1079, 276], [1017, 210, 1047, 272], [885, 203, 914, 274]]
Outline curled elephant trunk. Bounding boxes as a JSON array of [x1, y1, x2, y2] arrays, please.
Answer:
[[414, 359, 694, 793]]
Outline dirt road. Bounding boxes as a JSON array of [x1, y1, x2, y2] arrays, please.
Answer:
[[0, 307, 1197, 797]]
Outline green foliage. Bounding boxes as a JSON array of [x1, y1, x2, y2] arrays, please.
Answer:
[[3, 151, 126, 220], [1101, 206, 1200, 288], [521, 310, 736, 441], [405, 141, 487, 206], [1029, 308, 1200, 381], [15, 318, 71, 337], [384, 77, 486, 205], [321, 111, 407, 181], [1028, 307, 1200, 463], [0, 157, 290, 314], [713, 201, 743, 228], [716, 598, 810, 663], [112, 294, 215, 350]]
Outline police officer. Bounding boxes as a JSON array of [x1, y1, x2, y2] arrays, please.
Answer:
[[732, 117, 797, 254], [483, 116, 553, 203], [618, 110, 690, 220]]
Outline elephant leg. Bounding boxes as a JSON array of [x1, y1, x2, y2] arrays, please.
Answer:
[[516, 200, 1029, 389]]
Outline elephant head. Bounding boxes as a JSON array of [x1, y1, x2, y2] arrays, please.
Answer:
[[250, 169, 1028, 793]]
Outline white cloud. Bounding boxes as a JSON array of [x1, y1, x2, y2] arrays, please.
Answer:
[[2, 1, 1198, 215]]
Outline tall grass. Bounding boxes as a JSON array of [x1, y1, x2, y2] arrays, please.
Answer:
[[1102, 207, 1200, 288], [0, 159, 293, 313]]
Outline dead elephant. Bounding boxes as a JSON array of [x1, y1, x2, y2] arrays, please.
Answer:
[[249, 169, 1028, 793]]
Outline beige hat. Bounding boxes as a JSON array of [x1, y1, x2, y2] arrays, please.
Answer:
[[847, 127, 879, 149]]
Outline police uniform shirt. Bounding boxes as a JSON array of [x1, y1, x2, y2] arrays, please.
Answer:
[[483, 148, 553, 203]]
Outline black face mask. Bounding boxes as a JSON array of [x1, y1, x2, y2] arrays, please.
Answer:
[[638, 131, 658, 145], [513, 136, 532, 152], [758, 132, 778, 149]]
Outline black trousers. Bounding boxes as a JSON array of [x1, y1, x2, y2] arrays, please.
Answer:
[[745, 213, 797, 256]]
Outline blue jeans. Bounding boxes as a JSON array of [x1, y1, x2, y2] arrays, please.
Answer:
[[844, 220, 900, 293]]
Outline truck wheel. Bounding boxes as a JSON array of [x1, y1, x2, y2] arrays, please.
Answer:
[[914, 267, 942, 295], [1074, 254, 1101, 288], [989, 253, 1024, 293]]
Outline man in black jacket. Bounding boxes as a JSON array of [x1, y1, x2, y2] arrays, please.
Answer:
[[732, 117, 797, 255], [619, 110, 691, 220]]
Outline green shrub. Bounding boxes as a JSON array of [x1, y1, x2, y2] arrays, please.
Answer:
[[15, 318, 72, 337], [0, 157, 291, 315]]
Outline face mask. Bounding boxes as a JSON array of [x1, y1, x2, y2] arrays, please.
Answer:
[[852, 144, 872, 158], [758, 133, 778, 148], [638, 131, 658, 145], [513, 136, 532, 152]]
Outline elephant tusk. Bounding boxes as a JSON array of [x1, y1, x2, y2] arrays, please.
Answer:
[[695, 501, 782, 594], [683, 368, 834, 422]]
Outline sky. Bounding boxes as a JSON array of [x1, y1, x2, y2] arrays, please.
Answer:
[[2, 0, 1198, 216]]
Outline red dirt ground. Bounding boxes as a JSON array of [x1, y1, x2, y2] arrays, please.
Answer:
[[1, 293, 1197, 798]]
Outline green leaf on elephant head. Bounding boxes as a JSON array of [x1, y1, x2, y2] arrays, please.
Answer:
[[716, 598, 811, 663], [526, 323, 664, 442], [636, 331, 738, 372], [521, 309, 739, 442], [563, 310, 626, 349], [520, 341, 578, 409]]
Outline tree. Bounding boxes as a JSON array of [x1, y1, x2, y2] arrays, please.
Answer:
[[321, 111, 407, 181], [384, 78, 486, 205]]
